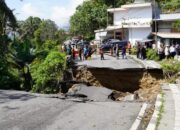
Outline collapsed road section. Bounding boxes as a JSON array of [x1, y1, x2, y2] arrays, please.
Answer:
[[72, 55, 163, 102]]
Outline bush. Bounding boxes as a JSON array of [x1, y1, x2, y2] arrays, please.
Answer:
[[31, 51, 66, 93], [160, 59, 180, 74], [160, 59, 180, 82], [43, 40, 59, 51], [0, 59, 21, 90], [146, 48, 159, 61], [130, 47, 137, 55]]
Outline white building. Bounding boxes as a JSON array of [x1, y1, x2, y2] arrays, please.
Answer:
[[153, 13, 180, 45], [95, 1, 153, 45]]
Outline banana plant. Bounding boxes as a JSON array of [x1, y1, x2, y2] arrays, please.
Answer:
[[8, 39, 35, 90]]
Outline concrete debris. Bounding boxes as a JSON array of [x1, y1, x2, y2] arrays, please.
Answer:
[[66, 84, 113, 102], [123, 94, 135, 101]]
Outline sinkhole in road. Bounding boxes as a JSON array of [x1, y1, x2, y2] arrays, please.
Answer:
[[71, 66, 164, 101]]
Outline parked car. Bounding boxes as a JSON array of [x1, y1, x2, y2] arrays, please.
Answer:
[[101, 39, 129, 50], [77, 41, 90, 46]]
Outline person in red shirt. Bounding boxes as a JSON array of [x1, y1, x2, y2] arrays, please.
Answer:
[[127, 42, 131, 54]]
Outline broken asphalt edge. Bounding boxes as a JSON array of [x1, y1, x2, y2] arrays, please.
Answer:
[[130, 103, 148, 130], [127, 55, 161, 69]]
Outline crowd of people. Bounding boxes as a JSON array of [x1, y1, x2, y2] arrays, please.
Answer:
[[158, 43, 180, 60], [136, 43, 147, 60], [135, 42, 180, 60], [63, 44, 96, 60], [62, 41, 180, 61]]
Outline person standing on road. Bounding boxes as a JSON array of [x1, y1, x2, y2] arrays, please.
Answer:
[[136, 42, 141, 58], [78, 46, 83, 61], [175, 43, 180, 56], [158, 44, 164, 60], [122, 45, 126, 59], [115, 44, 119, 59], [99, 47, 104, 60], [72, 46, 75, 60], [84, 45, 89, 60], [165, 45, 170, 59], [127, 42, 131, 54], [141, 46, 146, 60], [170, 44, 176, 58]]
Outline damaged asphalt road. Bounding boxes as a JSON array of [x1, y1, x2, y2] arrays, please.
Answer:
[[0, 90, 143, 130]]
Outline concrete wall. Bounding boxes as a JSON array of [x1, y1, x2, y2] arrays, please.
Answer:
[[128, 27, 152, 45], [95, 32, 101, 40], [114, 6, 152, 26]]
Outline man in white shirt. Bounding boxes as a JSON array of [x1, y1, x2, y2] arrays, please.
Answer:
[[169, 44, 176, 58]]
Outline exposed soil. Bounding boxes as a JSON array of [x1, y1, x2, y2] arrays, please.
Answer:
[[73, 66, 163, 102]]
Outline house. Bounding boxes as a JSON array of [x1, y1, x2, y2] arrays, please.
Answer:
[[153, 13, 180, 46], [94, 0, 180, 46], [95, 0, 153, 46]]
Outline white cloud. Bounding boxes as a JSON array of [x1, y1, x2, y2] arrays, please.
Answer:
[[51, 0, 84, 27], [21, 3, 42, 18], [18, 0, 84, 27]]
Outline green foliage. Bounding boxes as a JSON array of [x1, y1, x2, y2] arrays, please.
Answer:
[[70, 1, 108, 40], [160, 59, 180, 83], [146, 48, 159, 61], [8, 39, 35, 90], [0, 56, 21, 90], [130, 47, 137, 55], [157, 0, 180, 13], [160, 59, 180, 74], [173, 19, 180, 32], [56, 29, 68, 44], [0, 0, 17, 34], [43, 40, 59, 51], [0, 1, 68, 93], [93, 0, 133, 7], [18, 16, 41, 40], [31, 51, 66, 93]]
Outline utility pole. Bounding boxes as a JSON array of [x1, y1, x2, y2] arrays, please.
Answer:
[[113, 0, 116, 39], [154, 0, 157, 44]]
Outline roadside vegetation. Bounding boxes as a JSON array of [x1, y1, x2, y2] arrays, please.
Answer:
[[0, 0, 68, 93], [160, 59, 180, 83], [146, 49, 159, 61]]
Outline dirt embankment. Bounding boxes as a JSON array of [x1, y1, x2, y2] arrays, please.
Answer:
[[73, 66, 163, 102]]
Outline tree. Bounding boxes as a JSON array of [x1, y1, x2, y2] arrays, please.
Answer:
[[0, 0, 17, 35], [18, 16, 41, 40], [70, 1, 108, 40], [56, 29, 68, 44], [0, 0, 20, 89], [34, 19, 58, 49], [156, 0, 180, 13], [9, 39, 35, 90], [70, 0, 134, 40]]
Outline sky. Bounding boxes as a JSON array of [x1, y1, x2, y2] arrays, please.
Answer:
[[6, 0, 84, 28]]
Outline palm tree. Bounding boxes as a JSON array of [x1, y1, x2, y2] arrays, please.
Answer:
[[0, 0, 17, 35], [8, 39, 35, 90], [0, 0, 17, 58]]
